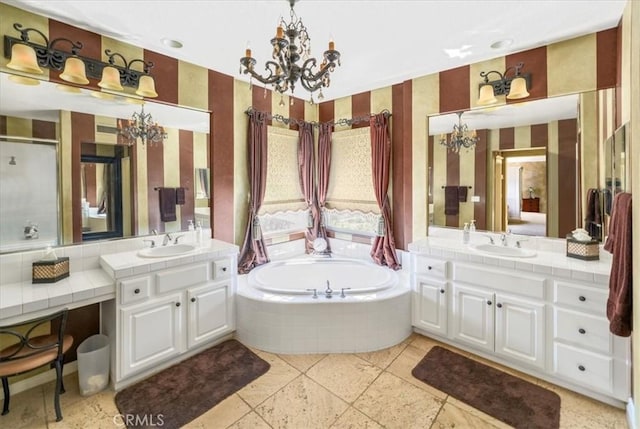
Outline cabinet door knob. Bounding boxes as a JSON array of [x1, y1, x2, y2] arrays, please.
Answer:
[[578, 365, 586, 372], [175, 302, 181, 307], [578, 328, 586, 334], [191, 297, 196, 302], [578, 296, 586, 302], [427, 266, 433, 270], [496, 303, 502, 308], [487, 300, 492, 306], [222, 267, 227, 272], [134, 288, 140, 294], [440, 288, 445, 294]]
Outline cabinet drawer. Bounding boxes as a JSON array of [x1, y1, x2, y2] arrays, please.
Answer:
[[453, 263, 545, 300], [155, 263, 208, 294], [414, 256, 447, 278], [120, 276, 151, 305], [212, 259, 232, 280], [554, 281, 607, 316], [554, 343, 612, 394], [554, 308, 611, 354]]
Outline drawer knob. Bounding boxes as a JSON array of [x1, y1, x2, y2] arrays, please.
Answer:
[[440, 289, 445, 294], [578, 296, 586, 302], [487, 300, 492, 306], [222, 267, 227, 272], [134, 288, 140, 294], [578, 328, 586, 334], [175, 302, 181, 307], [191, 297, 196, 302], [497, 303, 503, 308], [427, 266, 433, 270], [578, 365, 585, 372]]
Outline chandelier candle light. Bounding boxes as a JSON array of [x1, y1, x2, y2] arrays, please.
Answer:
[[119, 106, 166, 146], [440, 112, 479, 153], [239, 0, 341, 105]]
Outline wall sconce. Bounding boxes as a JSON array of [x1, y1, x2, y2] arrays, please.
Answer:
[[4, 23, 158, 98], [477, 62, 530, 106]]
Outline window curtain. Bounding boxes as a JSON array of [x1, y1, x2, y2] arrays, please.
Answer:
[[369, 112, 400, 269], [317, 122, 332, 252], [238, 110, 270, 273], [298, 122, 320, 253]]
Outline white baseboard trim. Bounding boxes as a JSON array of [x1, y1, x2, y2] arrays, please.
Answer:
[[627, 397, 636, 429], [0, 362, 78, 400]]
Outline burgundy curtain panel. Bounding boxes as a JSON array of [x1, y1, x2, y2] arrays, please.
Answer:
[[370, 113, 401, 269], [317, 122, 332, 251], [238, 110, 270, 273], [298, 122, 321, 253]]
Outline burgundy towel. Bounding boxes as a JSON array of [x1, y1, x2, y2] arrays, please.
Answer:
[[159, 187, 177, 222], [444, 186, 459, 215], [458, 186, 468, 202], [603, 193, 632, 337], [176, 187, 186, 205]]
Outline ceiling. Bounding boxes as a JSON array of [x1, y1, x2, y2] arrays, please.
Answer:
[[2, 0, 626, 102]]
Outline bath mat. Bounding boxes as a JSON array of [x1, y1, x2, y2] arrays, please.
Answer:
[[412, 346, 560, 429], [115, 339, 270, 428]]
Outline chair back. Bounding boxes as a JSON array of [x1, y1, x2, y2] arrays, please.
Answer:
[[0, 309, 69, 363]]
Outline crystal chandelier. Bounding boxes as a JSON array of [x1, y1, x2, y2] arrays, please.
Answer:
[[119, 106, 166, 146], [439, 112, 478, 153], [239, 0, 341, 105]]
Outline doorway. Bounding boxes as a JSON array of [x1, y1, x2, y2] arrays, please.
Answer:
[[492, 148, 547, 236]]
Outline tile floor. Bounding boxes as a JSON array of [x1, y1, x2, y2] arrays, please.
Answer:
[[3, 333, 629, 429]]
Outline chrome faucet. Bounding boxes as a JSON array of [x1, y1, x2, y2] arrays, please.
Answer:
[[143, 239, 156, 248], [173, 234, 185, 244], [500, 230, 512, 246], [325, 280, 333, 299], [162, 233, 173, 246], [484, 235, 495, 245]]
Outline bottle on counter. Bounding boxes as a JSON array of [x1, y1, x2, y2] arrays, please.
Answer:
[[463, 222, 470, 244], [196, 221, 203, 245], [470, 220, 476, 232]]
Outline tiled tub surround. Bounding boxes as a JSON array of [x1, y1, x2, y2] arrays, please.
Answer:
[[409, 227, 630, 409], [237, 239, 412, 354]]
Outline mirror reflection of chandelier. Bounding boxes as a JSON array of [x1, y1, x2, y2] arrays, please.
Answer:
[[439, 112, 478, 153], [119, 106, 166, 146]]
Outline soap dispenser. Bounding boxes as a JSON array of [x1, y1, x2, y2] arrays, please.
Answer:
[[463, 223, 470, 244], [470, 220, 476, 232]]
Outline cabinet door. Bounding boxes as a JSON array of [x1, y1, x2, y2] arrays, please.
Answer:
[[120, 293, 183, 378], [452, 284, 494, 352], [413, 275, 448, 336], [187, 281, 232, 349], [495, 293, 546, 370]]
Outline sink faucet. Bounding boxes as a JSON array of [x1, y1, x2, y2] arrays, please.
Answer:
[[484, 235, 495, 245], [173, 234, 185, 244], [500, 231, 511, 246], [162, 233, 173, 246], [325, 280, 333, 299]]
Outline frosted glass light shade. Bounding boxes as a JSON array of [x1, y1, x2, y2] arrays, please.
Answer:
[[7, 44, 43, 74], [98, 66, 123, 91], [8, 74, 40, 86], [60, 57, 89, 84], [477, 84, 497, 105], [507, 76, 530, 99], [135, 75, 158, 98]]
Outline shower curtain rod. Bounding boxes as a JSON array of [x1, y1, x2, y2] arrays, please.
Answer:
[[245, 107, 391, 129]]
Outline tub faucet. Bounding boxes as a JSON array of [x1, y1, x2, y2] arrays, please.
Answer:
[[325, 280, 333, 299]]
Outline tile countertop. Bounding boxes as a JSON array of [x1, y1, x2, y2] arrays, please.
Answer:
[[99, 239, 239, 280], [408, 234, 613, 283]]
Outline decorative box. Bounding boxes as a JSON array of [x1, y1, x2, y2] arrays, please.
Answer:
[[565, 235, 599, 261], [32, 257, 70, 283]]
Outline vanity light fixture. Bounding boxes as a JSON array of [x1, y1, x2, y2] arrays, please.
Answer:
[[477, 62, 530, 106], [439, 111, 479, 153], [239, 0, 341, 105], [4, 23, 158, 98], [118, 105, 167, 146]]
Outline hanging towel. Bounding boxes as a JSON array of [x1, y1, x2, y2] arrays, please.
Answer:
[[444, 186, 459, 215], [458, 186, 468, 202], [159, 187, 177, 222], [175, 187, 186, 205], [584, 188, 601, 239], [603, 193, 632, 337]]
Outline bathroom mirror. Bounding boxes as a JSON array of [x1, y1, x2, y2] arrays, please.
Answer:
[[0, 71, 211, 253], [427, 89, 616, 239]]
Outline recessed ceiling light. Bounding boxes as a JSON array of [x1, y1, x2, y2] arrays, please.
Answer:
[[162, 38, 183, 49], [490, 39, 513, 49]]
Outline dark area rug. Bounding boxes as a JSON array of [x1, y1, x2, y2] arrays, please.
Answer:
[[412, 346, 560, 429], [115, 339, 270, 428]]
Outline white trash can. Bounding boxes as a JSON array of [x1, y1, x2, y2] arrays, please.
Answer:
[[76, 334, 110, 396]]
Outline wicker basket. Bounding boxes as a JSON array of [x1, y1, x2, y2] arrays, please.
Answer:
[[32, 257, 70, 283], [566, 235, 599, 261]]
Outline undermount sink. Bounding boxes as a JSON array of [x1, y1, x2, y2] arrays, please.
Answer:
[[471, 244, 537, 258], [137, 243, 197, 258]]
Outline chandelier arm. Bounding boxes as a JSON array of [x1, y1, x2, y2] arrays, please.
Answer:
[[242, 61, 282, 85]]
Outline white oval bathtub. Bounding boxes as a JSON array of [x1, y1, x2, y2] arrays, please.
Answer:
[[237, 257, 412, 354]]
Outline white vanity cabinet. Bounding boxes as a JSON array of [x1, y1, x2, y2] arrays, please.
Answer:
[[411, 255, 449, 336], [101, 245, 238, 390]]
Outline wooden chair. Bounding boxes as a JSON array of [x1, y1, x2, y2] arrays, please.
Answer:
[[0, 309, 73, 422]]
